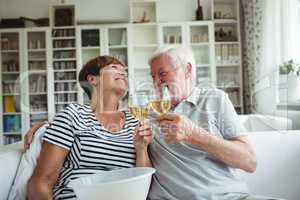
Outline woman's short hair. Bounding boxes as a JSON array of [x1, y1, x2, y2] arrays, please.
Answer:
[[78, 56, 125, 99]]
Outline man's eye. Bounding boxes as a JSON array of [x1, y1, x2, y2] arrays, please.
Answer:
[[160, 72, 167, 76]]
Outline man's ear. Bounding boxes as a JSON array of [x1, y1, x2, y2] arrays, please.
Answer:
[[86, 74, 98, 86], [185, 63, 192, 79]]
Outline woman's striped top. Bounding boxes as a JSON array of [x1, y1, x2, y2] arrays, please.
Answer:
[[42, 103, 139, 200]]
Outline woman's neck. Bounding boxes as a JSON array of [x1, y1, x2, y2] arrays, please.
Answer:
[[91, 92, 121, 113]]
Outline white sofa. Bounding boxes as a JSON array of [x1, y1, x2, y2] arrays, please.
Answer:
[[0, 131, 300, 200], [238, 114, 293, 132]]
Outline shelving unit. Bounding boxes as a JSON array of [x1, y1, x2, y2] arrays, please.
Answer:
[[24, 28, 52, 129], [51, 4, 78, 113], [76, 26, 102, 105], [0, 29, 24, 145], [159, 22, 185, 46], [76, 24, 130, 105], [0, 0, 244, 146], [186, 21, 215, 86], [130, 0, 158, 23], [129, 23, 158, 93], [213, 0, 243, 113]]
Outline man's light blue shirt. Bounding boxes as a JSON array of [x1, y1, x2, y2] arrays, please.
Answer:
[[148, 87, 249, 200]]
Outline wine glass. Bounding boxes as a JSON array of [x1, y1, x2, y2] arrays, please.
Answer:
[[128, 91, 149, 121], [149, 86, 172, 115]]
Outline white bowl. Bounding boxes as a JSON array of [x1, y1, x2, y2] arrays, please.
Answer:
[[68, 167, 155, 200]]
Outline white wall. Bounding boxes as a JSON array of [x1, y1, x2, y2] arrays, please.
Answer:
[[0, 0, 211, 22], [0, 0, 130, 21]]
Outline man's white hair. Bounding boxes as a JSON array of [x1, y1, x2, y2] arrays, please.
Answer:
[[148, 46, 196, 86]]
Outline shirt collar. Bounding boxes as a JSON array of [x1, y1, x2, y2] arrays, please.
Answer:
[[183, 87, 201, 107]]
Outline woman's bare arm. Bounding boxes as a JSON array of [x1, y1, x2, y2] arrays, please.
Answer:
[[27, 142, 69, 200]]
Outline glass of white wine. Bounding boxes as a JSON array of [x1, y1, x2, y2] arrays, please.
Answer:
[[149, 86, 172, 115], [128, 92, 149, 121]]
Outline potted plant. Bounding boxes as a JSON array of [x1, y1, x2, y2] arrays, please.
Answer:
[[279, 59, 300, 102]]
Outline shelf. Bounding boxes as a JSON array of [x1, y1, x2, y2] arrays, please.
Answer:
[[162, 43, 182, 47], [197, 63, 211, 67], [53, 47, 76, 51], [2, 71, 20, 75], [30, 111, 48, 115], [1, 50, 19, 53], [214, 19, 238, 24], [54, 69, 76, 72], [52, 36, 76, 40], [55, 90, 77, 94], [28, 58, 46, 62], [28, 70, 47, 74], [29, 92, 47, 95], [52, 58, 77, 61], [216, 64, 241, 67], [2, 93, 20, 96], [53, 26, 76, 30], [3, 132, 21, 136], [2, 80, 19, 83], [55, 101, 77, 105], [3, 112, 21, 115], [197, 64, 210, 68], [133, 44, 158, 48], [81, 46, 100, 50], [109, 45, 127, 49], [28, 49, 46, 52], [214, 0, 236, 4], [132, 22, 157, 26], [54, 80, 77, 83], [215, 41, 239, 45], [191, 43, 210, 46], [217, 86, 240, 89]]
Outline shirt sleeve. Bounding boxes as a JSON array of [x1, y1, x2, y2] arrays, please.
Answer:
[[217, 91, 247, 139], [42, 104, 76, 150]]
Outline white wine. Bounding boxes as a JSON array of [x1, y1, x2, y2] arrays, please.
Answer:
[[129, 107, 149, 120], [149, 100, 171, 114]]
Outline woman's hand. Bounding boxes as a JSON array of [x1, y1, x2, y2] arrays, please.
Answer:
[[133, 121, 153, 151], [134, 121, 153, 167], [23, 122, 47, 151]]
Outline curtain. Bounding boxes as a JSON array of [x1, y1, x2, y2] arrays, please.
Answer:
[[241, 0, 289, 115]]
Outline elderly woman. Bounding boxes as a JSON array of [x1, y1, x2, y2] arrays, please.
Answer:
[[27, 56, 152, 200]]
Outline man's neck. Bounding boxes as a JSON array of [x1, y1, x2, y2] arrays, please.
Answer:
[[171, 86, 194, 108]]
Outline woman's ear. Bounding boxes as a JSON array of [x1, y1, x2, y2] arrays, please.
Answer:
[[86, 74, 98, 87]]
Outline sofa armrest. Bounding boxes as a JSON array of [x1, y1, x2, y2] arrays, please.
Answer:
[[0, 142, 23, 200], [242, 131, 300, 200]]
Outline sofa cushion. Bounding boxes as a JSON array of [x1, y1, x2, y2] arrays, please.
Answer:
[[8, 124, 47, 200], [243, 131, 300, 200], [0, 142, 23, 200]]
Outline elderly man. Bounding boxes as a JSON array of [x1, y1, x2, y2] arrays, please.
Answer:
[[146, 46, 263, 200]]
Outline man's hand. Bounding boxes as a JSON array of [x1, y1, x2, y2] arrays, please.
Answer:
[[157, 113, 198, 144], [23, 122, 47, 151], [133, 121, 153, 151]]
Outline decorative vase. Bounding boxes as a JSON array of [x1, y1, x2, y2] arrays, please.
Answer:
[[196, 0, 203, 20]]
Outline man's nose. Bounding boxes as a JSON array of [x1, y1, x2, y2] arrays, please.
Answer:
[[153, 77, 163, 88]]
